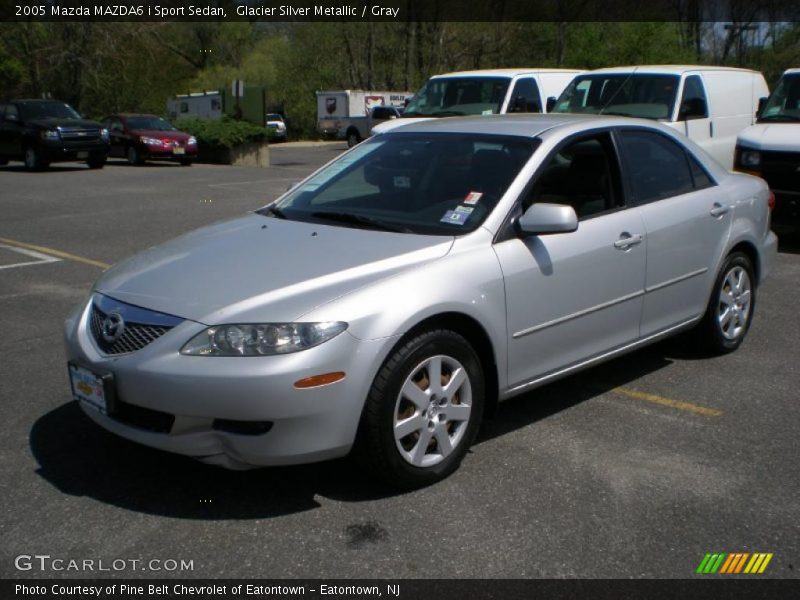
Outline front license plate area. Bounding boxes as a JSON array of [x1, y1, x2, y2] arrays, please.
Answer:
[[68, 363, 116, 414], [172, 147, 185, 155], [76, 151, 89, 159]]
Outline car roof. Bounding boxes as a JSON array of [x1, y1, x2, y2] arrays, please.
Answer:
[[431, 68, 583, 79], [583, 65, 761, 76], [783, 68, 800, 75]]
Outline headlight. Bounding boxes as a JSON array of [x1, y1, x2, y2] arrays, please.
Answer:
[[187, 136, 197, 145], [40, 129, 59, 140], [140, 136, 163, 146], [180, 322, 348, 356], [100, 128, 110, 141], [740, 149, 761, 168]]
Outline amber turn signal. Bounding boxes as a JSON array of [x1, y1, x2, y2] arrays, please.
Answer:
[[293, 371, 346, 389]]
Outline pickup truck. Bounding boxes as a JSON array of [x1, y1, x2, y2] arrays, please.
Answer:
[[0, 99, 110, 170], [316, 89, 410, 147]]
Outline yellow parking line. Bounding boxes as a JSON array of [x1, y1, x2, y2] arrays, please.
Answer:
[[612, 386, 722, 417], [0, 237, 110, 270]]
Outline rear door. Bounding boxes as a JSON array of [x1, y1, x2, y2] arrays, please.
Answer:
[[493, 130, 647, 388], [617, 128, 731, 337]]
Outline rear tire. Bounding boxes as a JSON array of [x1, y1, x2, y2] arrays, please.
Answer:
[[695, 252, 755, 354], [355, 329, 485, 489]]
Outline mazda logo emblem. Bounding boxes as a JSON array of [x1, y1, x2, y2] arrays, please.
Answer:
[[101, 312, 125, 343]]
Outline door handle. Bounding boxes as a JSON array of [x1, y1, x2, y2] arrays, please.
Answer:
[[710, 202, 731, 217], [614, 232, 643, 250]]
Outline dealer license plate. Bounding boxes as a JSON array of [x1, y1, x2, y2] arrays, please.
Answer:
[[68, 363, 108, 413], [172, 147, 185, 155], [76, 151, 89, 159]]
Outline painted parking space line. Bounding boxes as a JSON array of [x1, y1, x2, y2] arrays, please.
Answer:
[[0, 237, 110, 270], [612, 386, 722, 417], [0, 244, 62, 271]]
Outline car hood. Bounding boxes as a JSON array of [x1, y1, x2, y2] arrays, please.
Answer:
[[737, 123, 800, 152], [134, 129, 191, 141], [28, 117, 102, 129], [95, 213, 454, 325]]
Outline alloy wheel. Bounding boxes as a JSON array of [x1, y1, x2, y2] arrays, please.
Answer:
[[393, 354, 472, 468], [718, 265, 752, 341]]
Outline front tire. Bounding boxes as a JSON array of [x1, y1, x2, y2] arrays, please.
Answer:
[[127, 146, 143, 165], [87, 154, 106, 169], [24, 146, 48, 170], [696, 252, 756, 354], [356, 329, 485, 488], [346, 129, 361, 148]]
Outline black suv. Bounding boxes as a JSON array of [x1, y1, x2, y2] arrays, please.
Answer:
[[0, 100, 110, 170]]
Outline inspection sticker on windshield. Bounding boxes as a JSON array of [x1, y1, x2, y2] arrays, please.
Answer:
[[441, 210, 470, 225], [454, 205, 474, 215], [463, 191, 483, 205]]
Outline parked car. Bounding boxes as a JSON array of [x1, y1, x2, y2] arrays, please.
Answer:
[[316, 90, 412, 147], [372, 68, 582, 136], [65, 114, 776, 487], [102, 113, 197, 166], [552, 65, 769, 169], [266, 113, 287, 142], [0, 99, 109, 170], [735, 68, 800, 232]]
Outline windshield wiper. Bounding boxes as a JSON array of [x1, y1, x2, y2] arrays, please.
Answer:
[[311, 211, 412, 233], [431, 110, 466, 117], [262, 205, 288, 219], [758, 114, 800, 122], [599, 110, 637, 117]]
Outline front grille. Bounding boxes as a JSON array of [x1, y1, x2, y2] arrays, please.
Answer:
[[760, 151, 800, 193], [88, 294, 183, 355], [59, 127, 101, 143]]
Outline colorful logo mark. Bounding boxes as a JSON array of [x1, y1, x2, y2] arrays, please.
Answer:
[[697, 552, 773, 574]]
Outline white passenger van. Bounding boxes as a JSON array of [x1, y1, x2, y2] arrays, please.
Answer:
[[552, 65, 769, 169], [735, 68, 800, 232], [372, 68, 581, 135]]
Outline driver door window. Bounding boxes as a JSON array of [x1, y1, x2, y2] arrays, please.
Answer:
[[525, 133, 623, 219]]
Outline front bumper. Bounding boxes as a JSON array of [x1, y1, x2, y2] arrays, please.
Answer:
[[771, 191, 800, 232], [40, 140, 109, 162], [64, 297, 393, 468], [139, 144, 198, 161]]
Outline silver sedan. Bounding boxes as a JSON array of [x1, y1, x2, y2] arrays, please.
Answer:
[[64, 114, 778, 487]]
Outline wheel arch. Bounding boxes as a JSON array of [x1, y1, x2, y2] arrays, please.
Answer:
[[393, 311, 500, 419], [727, 239, 760, 285]]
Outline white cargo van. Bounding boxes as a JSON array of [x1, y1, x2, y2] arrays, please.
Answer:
[[373, 68, 581, 135], [735, 68, 800, 232], [552, 65, 769, 168]]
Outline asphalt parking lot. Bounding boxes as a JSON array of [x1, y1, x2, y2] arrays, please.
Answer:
[[1, 144, 798, 580]]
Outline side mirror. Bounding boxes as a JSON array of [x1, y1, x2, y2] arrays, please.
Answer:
[[546, 96, 557, 112], [756, 96, 767, 118], [518, 203, 578, 235], [680, 97, 707, 120]]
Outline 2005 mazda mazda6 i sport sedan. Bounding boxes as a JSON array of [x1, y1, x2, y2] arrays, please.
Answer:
[[65, 114, 778, 487]]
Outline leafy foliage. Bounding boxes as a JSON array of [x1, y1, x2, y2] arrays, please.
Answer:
[[175, 116, 271, 149]]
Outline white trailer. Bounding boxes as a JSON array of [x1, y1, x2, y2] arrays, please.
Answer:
[[167, 91, 224, 121]]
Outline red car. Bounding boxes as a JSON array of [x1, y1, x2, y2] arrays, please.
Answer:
[[103, 113, 197, 166]]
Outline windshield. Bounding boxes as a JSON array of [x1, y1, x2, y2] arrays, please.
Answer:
[[758, 74, 800, 122], [19, 101, 81, 120], [553, 74, 680, 120], [403, 77, 511, 117], [265, 133, 537, 235], [126, 116, 176, 131]]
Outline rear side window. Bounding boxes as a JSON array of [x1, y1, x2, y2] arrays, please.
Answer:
[[508, 78, 542, 113], [619, 130, 697, 204]]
